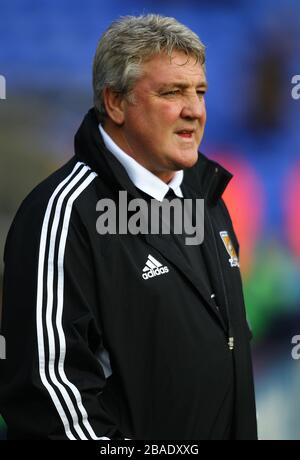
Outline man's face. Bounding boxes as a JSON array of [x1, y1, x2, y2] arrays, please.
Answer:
[[119, 50, 207, 182]]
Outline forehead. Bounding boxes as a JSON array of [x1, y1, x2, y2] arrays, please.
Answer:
[[138, 50, 206, 88]]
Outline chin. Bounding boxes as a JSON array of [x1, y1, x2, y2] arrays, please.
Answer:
[[176, 150, 199, 170]]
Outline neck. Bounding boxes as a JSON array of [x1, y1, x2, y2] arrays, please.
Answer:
[[102, 120, 175, 184]]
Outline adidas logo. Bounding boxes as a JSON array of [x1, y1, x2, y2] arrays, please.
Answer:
[[142, 254, 169, 280]]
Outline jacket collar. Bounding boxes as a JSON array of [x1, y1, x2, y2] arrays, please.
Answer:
[[74, 108, 233, 206], [182, 153, 233, 206]]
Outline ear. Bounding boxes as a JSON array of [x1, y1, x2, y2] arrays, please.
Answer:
[[103, 87, 126, 125]]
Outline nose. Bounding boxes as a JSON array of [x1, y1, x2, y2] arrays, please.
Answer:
[[181, 92, 206, 120]]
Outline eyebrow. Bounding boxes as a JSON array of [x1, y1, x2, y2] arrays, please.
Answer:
[[158, 81, 208, 91]]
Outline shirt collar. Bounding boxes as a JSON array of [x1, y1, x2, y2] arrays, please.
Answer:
[[99, 124, 183, 202]]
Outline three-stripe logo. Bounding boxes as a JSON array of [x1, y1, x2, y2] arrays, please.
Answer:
[[35, 162, 109, 440], [142, 254, 169, 280]]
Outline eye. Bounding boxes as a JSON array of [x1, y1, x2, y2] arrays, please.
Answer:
[[197, 90, 206, 97], [162, 90, 180, 96]]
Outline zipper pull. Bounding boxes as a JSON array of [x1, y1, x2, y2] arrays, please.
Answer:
[[228, 337, 234, 351]]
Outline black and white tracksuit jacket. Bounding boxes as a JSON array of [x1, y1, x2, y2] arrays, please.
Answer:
[[0, 109, 257, 440]]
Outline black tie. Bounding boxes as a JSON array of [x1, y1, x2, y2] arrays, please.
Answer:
[[164, 188, 180, 201]]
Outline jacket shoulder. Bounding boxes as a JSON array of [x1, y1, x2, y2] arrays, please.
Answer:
[[4, 158, 98, 261]]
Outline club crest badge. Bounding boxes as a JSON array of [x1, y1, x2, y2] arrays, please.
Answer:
[[219, 231, 240, 268]]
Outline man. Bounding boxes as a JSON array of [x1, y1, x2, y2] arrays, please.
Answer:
[[0, 15, 257, 440]]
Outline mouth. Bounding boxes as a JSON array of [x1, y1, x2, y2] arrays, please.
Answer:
[[175, 129, 195, 139]]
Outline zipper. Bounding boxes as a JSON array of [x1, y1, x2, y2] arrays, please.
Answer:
[[206, 169, 234, 351]]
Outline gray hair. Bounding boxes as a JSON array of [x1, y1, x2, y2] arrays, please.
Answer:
[[93, 14, 206, 121]]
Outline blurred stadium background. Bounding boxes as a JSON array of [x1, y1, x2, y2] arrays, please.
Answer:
[[1, 0, 300, 440]]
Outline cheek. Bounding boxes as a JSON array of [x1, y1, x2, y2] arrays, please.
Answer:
[[157, 104, 181, 128]]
